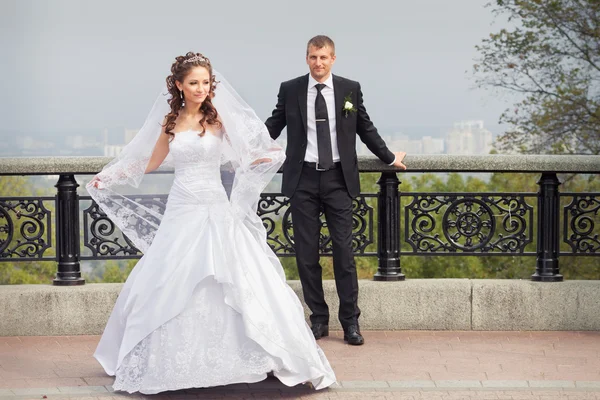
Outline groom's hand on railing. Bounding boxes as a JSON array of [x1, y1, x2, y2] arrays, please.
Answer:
[[392, 151, 407, 170]]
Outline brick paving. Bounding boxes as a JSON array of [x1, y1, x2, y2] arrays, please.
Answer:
[[1, 331, 599, 399]]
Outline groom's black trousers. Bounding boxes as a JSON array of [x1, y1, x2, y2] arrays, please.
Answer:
[[289, 163, 361, 330]]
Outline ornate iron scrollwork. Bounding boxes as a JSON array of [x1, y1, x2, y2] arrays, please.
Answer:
[[83, 192, 375, 258], [563, 195, 600, 254], [83, 195, 168, 258], [404, 194, 534, 254], [253, 194, 375, 256], [0, 198, 53, 259]]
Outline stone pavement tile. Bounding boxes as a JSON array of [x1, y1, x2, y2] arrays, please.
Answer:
[[400, 343, 453, 353], [0, 337, 23, 345], [446, 363, 502, 374], [545, 349, 600, 358], [329, 357, 376, 367], [533, 356, 591, 366], [397, 348, 447, 358], [388, 381, 436, 388], [0, 379, 29, 389], [83, 377, 115, 386], [420, 357, 475, 366], [53, 367, 112, 379], [330, 371, 372, 381], [437, 349, 498, 360], [328, 392, 388, 399], [576, 382, 600, 389], [16, 336, 63, 346], [0, 365, 60, 379], [473, 390, 517, 399], [361, 343, 404, 351], [544, 372, 600, 381], [10, 387, 62, 395], [383, 331, 416, 339], [0, 345, 41, 358], [295, 392, 340, 400], [373, 372, 431, 381], [500, 363, 559, 373], [57, 386, 109, 394], [500, 343, 553, 355], [487, 390, 535, 396], [389, 364, 447, 374], [340, 380, 389, 388], [24, 377, 87, 388], [429, 372, 487, 381], [331, 363, 391, 374], [386, 394, 417, 400], [481, 380, 530, 388], [485, 371, 546, 380], [434, 380, 482, 388], [363, 331, 390, 340], [409, 335, 460, 344], [529, 381, 576, 388], [449, 343, 505, 352]]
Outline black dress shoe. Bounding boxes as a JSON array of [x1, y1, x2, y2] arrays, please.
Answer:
[[311, 323, 329, 340], [343, 325, 364, 346]]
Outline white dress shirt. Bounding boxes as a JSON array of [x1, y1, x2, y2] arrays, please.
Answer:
[[305, 74, 340, 163], [305, 74, 397, 166]]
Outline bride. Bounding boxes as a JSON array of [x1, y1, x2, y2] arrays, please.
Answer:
[[87, 52, 336, 394]]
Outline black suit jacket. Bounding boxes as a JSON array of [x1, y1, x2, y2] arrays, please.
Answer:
[[265, 74, 395, 198]]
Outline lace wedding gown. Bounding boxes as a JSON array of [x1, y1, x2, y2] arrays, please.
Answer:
[[93, 130, 336, 394]]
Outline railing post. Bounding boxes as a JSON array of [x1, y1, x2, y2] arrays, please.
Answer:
[[374, 172, 405, 281], [532, 172, 563, 282], [53, 174, 84, 286]]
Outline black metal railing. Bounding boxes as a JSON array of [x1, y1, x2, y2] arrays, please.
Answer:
[[1, 155, 599, 285]]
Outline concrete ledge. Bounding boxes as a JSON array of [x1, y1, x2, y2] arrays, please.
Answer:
[[1, 154, 600, 175], [1, 279, 599, 336], [472, 280, 600, 330], [0, 284, 120, 336]]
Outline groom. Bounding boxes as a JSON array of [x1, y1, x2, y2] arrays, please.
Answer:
[[265, 35, 406, 346]]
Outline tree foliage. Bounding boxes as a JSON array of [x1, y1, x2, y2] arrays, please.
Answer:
[[474, 0, 600, 154]]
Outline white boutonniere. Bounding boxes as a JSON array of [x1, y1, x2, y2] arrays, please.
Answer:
[[343, 93, 357, 117]]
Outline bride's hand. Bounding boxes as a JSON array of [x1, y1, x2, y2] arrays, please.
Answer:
[[88, 176, 103, 189], [251, 158, 272, 165]]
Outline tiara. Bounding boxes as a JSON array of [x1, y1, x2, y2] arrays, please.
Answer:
[[183, 55, 209, 64]]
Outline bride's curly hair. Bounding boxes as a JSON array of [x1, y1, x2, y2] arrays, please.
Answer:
[[164, 52, 221, 138]]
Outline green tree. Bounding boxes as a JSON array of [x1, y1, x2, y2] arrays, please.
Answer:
[[473, 0, 600, 154]]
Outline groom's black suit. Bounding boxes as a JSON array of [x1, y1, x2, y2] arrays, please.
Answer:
[[265, 73, 395, 330]]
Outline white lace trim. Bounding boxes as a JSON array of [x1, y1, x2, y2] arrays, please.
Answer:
[[113, 277, 283, 394]]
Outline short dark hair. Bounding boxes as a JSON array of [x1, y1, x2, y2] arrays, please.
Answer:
[[306, 35, 335, 56]]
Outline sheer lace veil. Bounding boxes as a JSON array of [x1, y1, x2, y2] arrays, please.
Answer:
[[87, 70, 285, 268]]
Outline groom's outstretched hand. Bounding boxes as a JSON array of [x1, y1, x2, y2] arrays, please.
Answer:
[[392, 151, 407, 170]]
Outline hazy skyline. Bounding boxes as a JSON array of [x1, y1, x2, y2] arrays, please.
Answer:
[[2, 0, 510, 142]]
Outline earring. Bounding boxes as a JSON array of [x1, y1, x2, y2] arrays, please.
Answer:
[[179, 90, 183, 100]]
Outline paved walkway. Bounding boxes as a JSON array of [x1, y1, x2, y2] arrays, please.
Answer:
[[1, 331, 599, 399]]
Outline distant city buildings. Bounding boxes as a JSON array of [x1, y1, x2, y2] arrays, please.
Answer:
[[446, 120, 493, 155], [15, 136, 56, 154], [65, 135, 103, 150], [103, 128, 139, 157], [4, 120, 495, 158], [357, 120, 494, 156]]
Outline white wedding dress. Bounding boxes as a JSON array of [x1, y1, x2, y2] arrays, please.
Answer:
[[93, 130, 336, 394]]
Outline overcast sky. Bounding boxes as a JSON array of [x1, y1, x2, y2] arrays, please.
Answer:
[[1, 0, 511, 139]]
